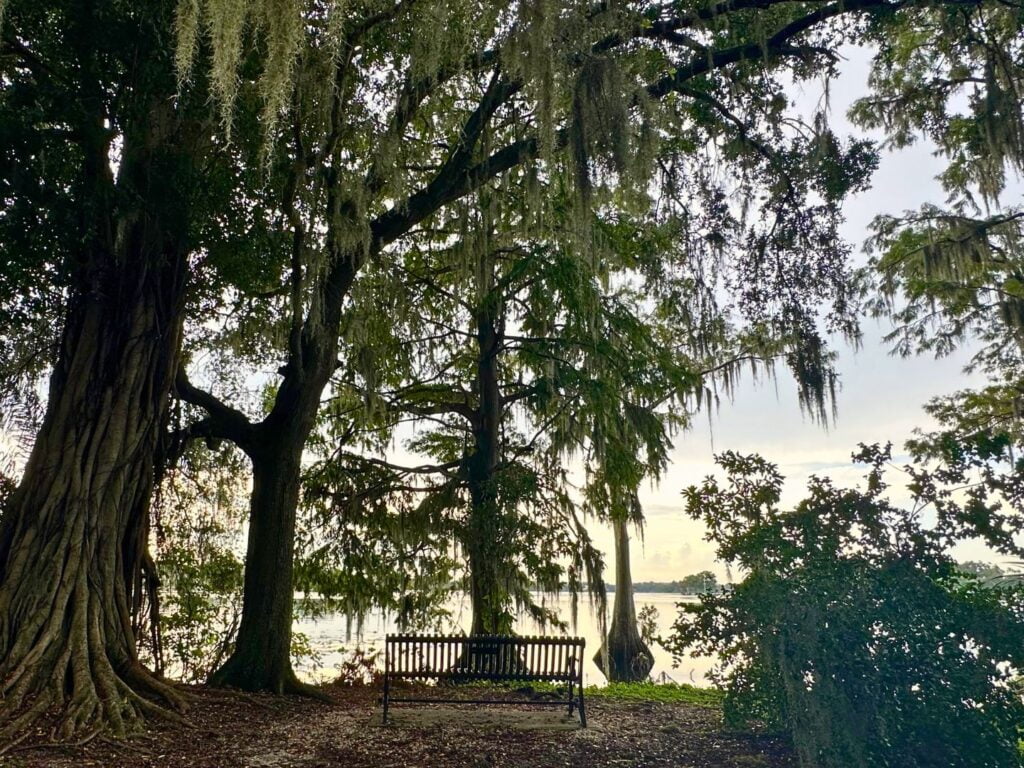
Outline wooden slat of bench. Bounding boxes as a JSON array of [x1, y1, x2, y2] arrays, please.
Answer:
[[387, 670, 575, 681]]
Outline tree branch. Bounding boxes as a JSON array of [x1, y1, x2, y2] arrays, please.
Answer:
[[174, 370, 257, 451]]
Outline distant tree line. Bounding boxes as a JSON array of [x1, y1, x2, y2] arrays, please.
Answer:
[[601, 572, 721, 595]]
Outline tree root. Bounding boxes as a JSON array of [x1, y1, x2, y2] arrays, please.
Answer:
[[0, 727, 34, 756], [283, 676, 334, 703], [0, 652, 188, 748], [196, 687, 279, 711], [122, 661, 191, 713], [3, 726, 103, 756], [210, 661, 334, 704]]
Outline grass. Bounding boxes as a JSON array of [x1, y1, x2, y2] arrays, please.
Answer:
[[408, 678, 726, 710], [585, 681, 724, 708]]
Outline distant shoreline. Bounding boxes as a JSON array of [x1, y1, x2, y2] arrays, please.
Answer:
[[568, 582, 722, 596]]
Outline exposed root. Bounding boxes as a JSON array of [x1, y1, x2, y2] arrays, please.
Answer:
[[283, 676, 334, 704], [122, 661, 191, 713], [0, 692, 56, 744], [4, 726, 103, 756], [0, 727, 33, 756], [0, 653, 188, 749], [210, 656, 334, 704], [196, 687, 280, 711]]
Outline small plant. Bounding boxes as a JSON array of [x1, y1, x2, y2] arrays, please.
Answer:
[[637, 603, 659, 647], [290, 631, 323, 677], [588, 681, 723, 708], [333, 646, 383, 686]]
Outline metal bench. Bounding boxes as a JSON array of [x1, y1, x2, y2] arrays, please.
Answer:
[[382, 634, 587, 726]]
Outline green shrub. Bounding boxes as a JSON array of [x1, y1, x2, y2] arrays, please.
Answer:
[[157, 536, 244, 682], [665, 445, 1024, 768]]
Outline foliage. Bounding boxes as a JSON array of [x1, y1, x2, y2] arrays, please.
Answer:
[[958, 560, 1008, 581], [665, 445, 1024, 768], [866, 208, 1024, 446], [146, 444, 248, 683], [613, 580, 719, 593], [300, 205, 693, 632], [675, 571, 719, 595], [851, 1, 1024, 208], [330, 646, 383, 687], [857, 0, 1024, 450], [155, 533, 244, 684], [149, 440, 331, 682], [299, 120, 865, 633], [637, 604, 660, 647]]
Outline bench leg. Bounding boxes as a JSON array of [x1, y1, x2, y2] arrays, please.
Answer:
[[578, 687, 587, 728], [383, 676, 390, 724], [567, 680, 575, 718]]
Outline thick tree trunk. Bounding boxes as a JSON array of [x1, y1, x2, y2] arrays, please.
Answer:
[[0, 233, 189, 739], [0, 1, 204, 729], [209, 433, 308, 693], [467, 530, 514, 635], [594, 517, 654, 682]]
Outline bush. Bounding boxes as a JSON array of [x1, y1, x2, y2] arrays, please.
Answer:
[[157, 535, 243, 682], [665, 444, 1024, 768]]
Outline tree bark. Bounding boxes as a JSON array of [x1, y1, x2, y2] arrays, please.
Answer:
[[0, 175, 191, 739], [209, 438, 305, 691], [594, 517, 654, 682], [204, 253, 357, 693]]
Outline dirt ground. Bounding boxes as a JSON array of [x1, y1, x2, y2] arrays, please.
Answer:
[[1, 684, 794, 768]]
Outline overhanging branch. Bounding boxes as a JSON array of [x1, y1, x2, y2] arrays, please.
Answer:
[[174, 370, 257, 452]]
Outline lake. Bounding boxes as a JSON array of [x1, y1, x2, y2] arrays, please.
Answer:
[[293, 592, 717, 687]]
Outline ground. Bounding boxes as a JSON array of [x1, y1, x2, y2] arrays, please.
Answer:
[[0, 683, 794, 767]]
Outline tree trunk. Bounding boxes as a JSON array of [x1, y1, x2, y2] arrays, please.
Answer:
[[206, 254, 357, 693], [594, 517, 653, 682], [467, 528, 514, 635], [209, 432, 308, 693], [0, 1, 204, 727], [0, 228, 190, 740], [465, 271, 513, 636]]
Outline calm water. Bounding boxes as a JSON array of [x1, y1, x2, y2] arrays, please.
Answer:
[[293, 592, 717, 687]]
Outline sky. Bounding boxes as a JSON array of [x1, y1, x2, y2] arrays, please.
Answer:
[[617, 48, 1010, 582]]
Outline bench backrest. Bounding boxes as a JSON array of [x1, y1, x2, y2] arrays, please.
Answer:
[[385, 634, 585, 683]]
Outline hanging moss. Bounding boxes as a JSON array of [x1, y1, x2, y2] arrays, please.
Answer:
[[205, 0, 249, 136], [256, 0, 304, 138], [570, 56, 630, 202]]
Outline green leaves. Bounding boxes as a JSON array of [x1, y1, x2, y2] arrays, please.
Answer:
[[854, 2, 1024, 206], [666, 445, 1024, 766], [865, 206, 1024, 450]]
